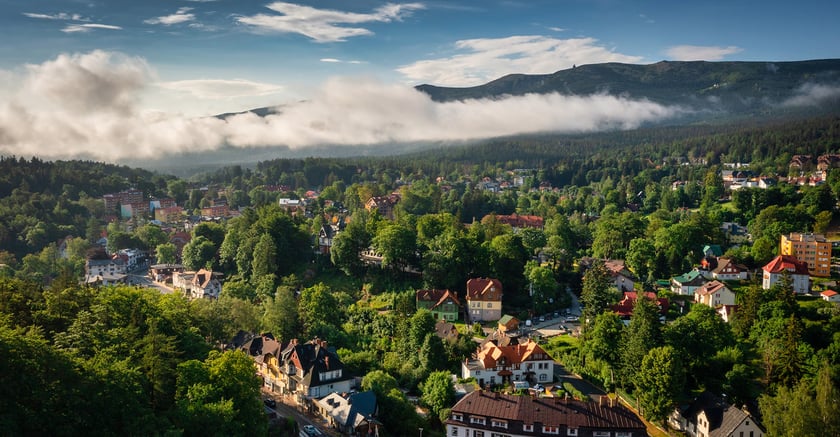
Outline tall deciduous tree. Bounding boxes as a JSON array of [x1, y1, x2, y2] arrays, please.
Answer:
[[580, 260, 617, 325], [636, 346, 684, 425], [421, 370, 455, 423], [620, 295, 662, 389]]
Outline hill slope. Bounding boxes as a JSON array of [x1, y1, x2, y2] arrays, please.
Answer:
[[416, 59, 840, 114]]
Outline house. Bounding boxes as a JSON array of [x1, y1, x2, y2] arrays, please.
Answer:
[[85, 258, 127, 283], [762, 255, 810, 294], [695, 281, 736, 308], [670, 392, 765, 437], [364, 194, 400, 220], [447, 391, 646, 437], [703, 245, 723, 258], [822, 290, 840, 303], [148, 263, 185, 282], [497, 314, 520, 333], [416, 289, 461, 321], [611, 291, 669, 318], [317, 218, 346, 255], [461, 338, 553, 387], [240, 333, 287, 393], [780, 233, 832, 277], [710, 258, 749, 281], [579, 258, 638, 293], [817, 153, 840, 171], [435, 320, 460, 342], [721, 222, 750, 244], [279, 338, 355, 403], [494, 213, 544, 230], [315, 391, 381, 436], [172, 268, 222, 299], [789, 154, 813, 172], [155, 205, 185, 223], [466, 278, 503, 322], [671, 270, 707, 295], [716, 305, 738, 323]]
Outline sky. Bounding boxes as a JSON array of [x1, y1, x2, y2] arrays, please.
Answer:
[[1, 0, 839, 161]]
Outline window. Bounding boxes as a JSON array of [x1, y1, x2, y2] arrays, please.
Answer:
[[615, 433, 631, 437], [523, 425, 533, 432], [451, 427, 459, 436], [487, 303, 492, 308], [470, 417, 486, 425], [593, 432, 611, 437], [540, 374, 548, 381], [491, 420, 507, 429], [542, 426, 559, 434], [474, 432, 484, 437], [567, 429, 578, 436], [452, 413, 463, 422]]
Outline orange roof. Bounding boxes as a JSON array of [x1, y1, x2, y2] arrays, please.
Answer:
[[696, 280, 728, 296], [822, 290, 838, 297], [416, 289, 461, 308], [477, 339, 547, 368]]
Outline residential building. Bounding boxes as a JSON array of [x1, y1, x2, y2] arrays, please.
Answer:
[[447, 391, 646, 437], [103, 188, 144, 211], [240, 333, 286, 394], [780, 233, 831, 277], [716, 305, 738, 323], [315, 391, 381, 436], [721, 222, 750, 244], [494, 213, 544, 229], [822, 290, 840, 303], [173, 268, 222, 299], [200, 204, 229, 218], [611, 291, 669, 318], [466, 278, 503, 322], [85, 258, 126, 282], [762, 255, 810, 294], [671, 270, 706, 295], [461, 338, 553, 386], [155, 205, 185, 223], [670, 392, 765, 437], [579, 258, 638, 293], [149, 263, 185, 282], [710, 258, 749, 281], [695, 281, 736, 308], [434, 320, 460, 342], [416, 289, 461, 321], [497, 314, 520, 333], [279, 338, 354, 403], [364, 194, 400, 220]]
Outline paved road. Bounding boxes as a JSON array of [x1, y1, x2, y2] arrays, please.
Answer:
[[261, 389, 334, 437]]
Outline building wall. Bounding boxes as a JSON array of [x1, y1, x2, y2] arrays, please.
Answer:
[[762, 272, 810, 294], [781, 233, 831, 277]]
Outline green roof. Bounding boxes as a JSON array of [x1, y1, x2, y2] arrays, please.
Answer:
[[672, 270, 703, 284]]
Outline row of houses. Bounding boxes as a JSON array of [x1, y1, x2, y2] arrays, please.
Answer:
[[416, 278, 504, 323]]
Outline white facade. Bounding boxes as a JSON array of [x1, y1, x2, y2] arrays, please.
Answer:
[[761, 271, 810, 294]]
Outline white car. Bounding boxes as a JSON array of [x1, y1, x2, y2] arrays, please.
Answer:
[[303, 425, 321, 436]]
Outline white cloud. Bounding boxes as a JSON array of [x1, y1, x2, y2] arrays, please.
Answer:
[[548, 27, 565, 32], [157, 78, 284, 99], [398, 35, 644, 86], [23, 12, 88, 21], [665, 45, 742, 61], [782, 83, 840, 107], [0, 51, 683, 162], [62, 23, 123, 33], [145, 7, 196, 25], [320, 58, 341, 63], [236, 2, 425, 42]]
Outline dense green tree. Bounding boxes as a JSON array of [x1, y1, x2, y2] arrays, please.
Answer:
[[261, 286, 300, 342], [636, 346, 684, 425], [526, 261, 558, 313], [620, 295, 662, 389], [251, 233, 278, 278], [298, 284, 343, 338], [591, 212, 645, 260], [580, 260, 618, 325], [420, 370, 455, 423], [372, 223, 417, 271], [664, 304, 735, 390], [155, 242, 177, 264], [181, 235, 217, 270], [135, 224, 168, 250]]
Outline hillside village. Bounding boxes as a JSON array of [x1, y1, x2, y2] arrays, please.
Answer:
[[2, 143, 840, 437]]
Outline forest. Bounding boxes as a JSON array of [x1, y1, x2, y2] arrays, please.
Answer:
[[1, 114, 840, 436]]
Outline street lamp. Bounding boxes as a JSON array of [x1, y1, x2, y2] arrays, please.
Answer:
[[419, 427, 423, 437]]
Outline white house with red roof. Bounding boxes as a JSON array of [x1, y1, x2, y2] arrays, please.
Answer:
[[461, 338, 553, 387], [762, 255, 810, 294], [822, 290, 840, 303]]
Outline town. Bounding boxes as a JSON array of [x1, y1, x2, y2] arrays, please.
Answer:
[[1, 143, 840, 436]]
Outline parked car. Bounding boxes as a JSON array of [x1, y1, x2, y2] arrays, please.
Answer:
[[263, 398, 276, 408], [532, 384, 545, 393], [565, 315, 579, 322], [303, 425, 321, 436], [538, 316, 545, 322]]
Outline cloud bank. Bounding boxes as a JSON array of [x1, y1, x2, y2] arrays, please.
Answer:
[[665, 45, 742, 61], [0, 51, 683, 162], [237, 2, 425, 42], [398, 36, 644, 86], [782, 83, 840, 107], [145, 7, 196, 26]]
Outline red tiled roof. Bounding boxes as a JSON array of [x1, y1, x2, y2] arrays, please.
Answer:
[[762, 255, 809, 275], [467, 278, 503, 301], [416, 289, 461, 308], [822, 290, 838, 297], [696, 280, 727, 296]]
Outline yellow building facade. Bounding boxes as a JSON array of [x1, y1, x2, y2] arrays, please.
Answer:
[[781, 233, 831, 277]]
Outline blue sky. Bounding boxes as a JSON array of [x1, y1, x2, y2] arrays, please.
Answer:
[[1, 0, 839, 161]]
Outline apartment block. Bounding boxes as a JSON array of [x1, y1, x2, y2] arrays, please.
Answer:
[[780, 233, 831, 277]]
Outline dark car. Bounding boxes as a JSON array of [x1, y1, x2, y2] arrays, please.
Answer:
[[263, 398, 276, 408]]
